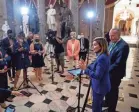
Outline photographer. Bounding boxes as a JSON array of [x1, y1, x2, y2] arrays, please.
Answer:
[[53, 37, 65, 75]]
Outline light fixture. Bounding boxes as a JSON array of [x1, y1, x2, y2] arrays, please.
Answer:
[[21, 6, 29, 15], [87, 11, 94, 19]]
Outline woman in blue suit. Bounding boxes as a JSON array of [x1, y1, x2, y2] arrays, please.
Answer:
[[79, 37, 111, 112]]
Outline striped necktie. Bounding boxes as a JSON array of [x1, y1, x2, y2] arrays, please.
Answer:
[[109, 43, 116, 53]]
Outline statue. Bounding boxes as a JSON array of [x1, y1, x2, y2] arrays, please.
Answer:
[[136, 19, 139, 37], [60, 3, 74, 38], [46, 4, 56, 31], [2, 21, 10, 38], [22, 14, 29, 37]]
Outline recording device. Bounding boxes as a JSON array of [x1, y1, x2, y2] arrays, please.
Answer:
[[45, 29, 57, 45], [5, 105, 15, 112]]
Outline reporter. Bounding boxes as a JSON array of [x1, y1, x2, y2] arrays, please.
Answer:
[[30, 34, 45, 81], [79, 37, 111, 112], [13, 34, 30, 90]]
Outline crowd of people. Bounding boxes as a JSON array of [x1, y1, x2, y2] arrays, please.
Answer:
[[0, 28, 129, 112]]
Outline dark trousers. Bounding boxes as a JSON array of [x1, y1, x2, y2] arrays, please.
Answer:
[[79, 52, 87, 61], [7, 59, 16, 78], [8, 66, 15, 78], [105, 77, 121, 112], [93, 91, 104, 112], [0, 73, 8, 103]]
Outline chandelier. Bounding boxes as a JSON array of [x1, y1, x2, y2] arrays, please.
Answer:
[[120, 7, 130, 20]]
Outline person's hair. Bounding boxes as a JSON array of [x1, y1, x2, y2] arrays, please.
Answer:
[[93, 37, 109, 55], [70, 32, 76, 37], [7, 29, 12, 34], [110, 28, 121, 36]]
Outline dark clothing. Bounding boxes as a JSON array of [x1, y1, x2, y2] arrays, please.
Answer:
[[105, 38, 129, 112], [109, 39, 129, 79], [79, 37, 89, 61], [27, 38, 33, 46], [105, 78, 121, 112], [32, 43, 45, 68], [0, 88, 11, 103], [0, 49, 11, 103], [53, 38, 64, 54], [2, 37, 16, 78], [1, 37, 12, 55], [105, 32, 110, 45], [13, 41, 30, 70]]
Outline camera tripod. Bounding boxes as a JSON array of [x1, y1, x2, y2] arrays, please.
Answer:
[[67, 70, 87, 112], [50, 52, 55, 83], [18, 69, 42, 95]]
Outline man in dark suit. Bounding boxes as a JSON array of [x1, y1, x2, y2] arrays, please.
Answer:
[[79, 33, 89, 61], [105, 28, 129, 112], [2, 30, 16, 82]]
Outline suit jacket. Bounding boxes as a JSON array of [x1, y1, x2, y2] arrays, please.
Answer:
[[79, 37, 89, 53], [109, 38, 129, 79], [67, 39, 80, 59], [13, 41, 30, 70], [85, 53, 111, 95]]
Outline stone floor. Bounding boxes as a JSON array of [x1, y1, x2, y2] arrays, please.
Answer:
[[2, 37, 139, 112]]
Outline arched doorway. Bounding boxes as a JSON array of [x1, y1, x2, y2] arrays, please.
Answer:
[[114, 9, 134, 36], [119, 20, 126, 35]]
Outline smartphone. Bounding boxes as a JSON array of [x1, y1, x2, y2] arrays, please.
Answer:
[[5, 105, 15, 112]]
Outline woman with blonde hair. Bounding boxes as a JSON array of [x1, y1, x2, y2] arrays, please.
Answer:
[[67, 32, 80, 68], [30, 34, 45, 81], [79, 37, 111, 112]]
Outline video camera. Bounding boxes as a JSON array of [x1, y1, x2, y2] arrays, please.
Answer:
[[46, 29, 57, 45]]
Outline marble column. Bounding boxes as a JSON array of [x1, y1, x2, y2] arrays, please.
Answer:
[[70, 0, 79, 34], [6, 0, 15, 35], [13, 0, 22, 35], [93, 0, 105, 37], [37, 0, 46, 43], [104, 6, 114, 33]]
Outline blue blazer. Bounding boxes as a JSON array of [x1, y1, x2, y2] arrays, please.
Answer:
[[85, 53, 111, 95], [109, 39, 129, 79], [13, 41, 30, 70]]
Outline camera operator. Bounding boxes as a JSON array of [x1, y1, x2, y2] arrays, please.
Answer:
[[53, 36, 65, 75]]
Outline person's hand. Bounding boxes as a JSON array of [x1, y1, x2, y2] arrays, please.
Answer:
[[0, 58, 3, 61], [11, 91, 23, 96], [4, 66, 7, 70], [18, 47, 24, 52], [79, 59, 86, 70], [0, 69, 8, 73]]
